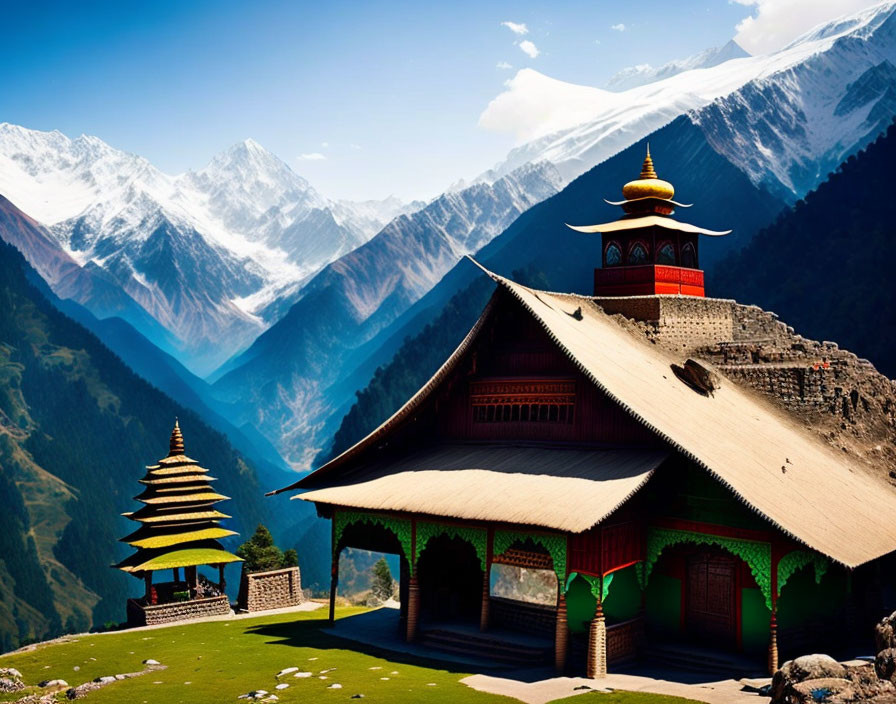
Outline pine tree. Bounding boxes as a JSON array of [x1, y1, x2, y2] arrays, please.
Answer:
[[371, 557, 394, 602]]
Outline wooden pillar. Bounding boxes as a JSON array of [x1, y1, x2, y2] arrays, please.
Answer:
[[186, 566, 198, 595], [173, 567, 180, 582], [406, 518, 419, 642], [769, 540, 780, 675], [587, 595, 608, 679], [218, 564, 226, 591], [144, 572, 153, 601], [768, 610, 778, 675], [480, 528, 493, 632], [329, 553, 339, 626], [406, 574, 420, 642], [399, 557, 409, 636], [554, 589, 568, 673]]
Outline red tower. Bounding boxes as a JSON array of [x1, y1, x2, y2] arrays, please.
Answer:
[[568, 146, 730, 297]]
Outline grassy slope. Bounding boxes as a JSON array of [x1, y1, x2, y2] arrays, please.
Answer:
[[0, 607, 698, 704]]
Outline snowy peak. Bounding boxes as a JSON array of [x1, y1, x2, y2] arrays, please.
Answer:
[[606, 40, 750, 92]]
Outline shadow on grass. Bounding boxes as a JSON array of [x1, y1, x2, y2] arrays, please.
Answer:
[[245, 610, 555, 683]]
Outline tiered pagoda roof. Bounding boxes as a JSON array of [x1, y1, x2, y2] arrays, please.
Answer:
[[115, 421, 241, 576]]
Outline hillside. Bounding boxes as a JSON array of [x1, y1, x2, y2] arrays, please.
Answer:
[[710, 119, 896, 378], [0, 238, 270, 651]]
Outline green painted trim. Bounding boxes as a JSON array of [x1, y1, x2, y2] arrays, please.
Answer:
[[777, 550, 829, 596], [579, 572, 614, 602], [415, 521, 488, 571], [645, 527, 773, 609], [494, 529, 567, 584], [333, 510, 413, 564]]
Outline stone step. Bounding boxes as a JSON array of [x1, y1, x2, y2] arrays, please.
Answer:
[[421, 628, 552, 665]]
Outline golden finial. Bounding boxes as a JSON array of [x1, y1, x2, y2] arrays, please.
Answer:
[[168, 418, 185, 456], [640, 143, 657, 179]]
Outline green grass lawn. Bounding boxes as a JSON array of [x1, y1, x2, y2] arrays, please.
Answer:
[[0, 606, 700, 703]]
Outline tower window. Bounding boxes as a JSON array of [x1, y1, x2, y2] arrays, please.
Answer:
[[681, 242, 697, 268], [605, 242, 622, 267], [657, 242, 675, 265], [628, 242, 648, 265]]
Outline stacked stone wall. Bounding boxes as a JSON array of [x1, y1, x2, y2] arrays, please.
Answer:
[[594, 295, 896, 475], [126, 595, 230, 627], [489, 596, 556, 638], [237, 567, 303, 613]]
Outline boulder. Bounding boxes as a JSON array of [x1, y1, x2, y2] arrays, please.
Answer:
[[0, 677, 24, 694], [142, 659, 160, 666], [772, 655, 848, 702], [789, 677, 855, 703], [878, 649, 896, 683], [877, 612, 896, 653], [39, 679, 69, 687]]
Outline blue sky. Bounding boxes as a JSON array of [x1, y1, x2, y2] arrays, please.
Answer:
[[0, 0, 873, 200]]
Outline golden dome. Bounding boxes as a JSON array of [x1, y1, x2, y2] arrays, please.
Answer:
[[621, 145, 675, 201]]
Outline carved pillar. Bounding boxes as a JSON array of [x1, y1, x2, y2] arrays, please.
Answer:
[[587, 596, 608, 678], [768, 610, 779, 675], [555, 589, 568, 673], [406, 574, 420, 642], [480, 527, 493, 632], [480, 571, 491, 632]]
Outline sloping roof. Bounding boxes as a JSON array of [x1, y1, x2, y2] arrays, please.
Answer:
[[280, 261, 896, 567], [297, 444, 667, 533], [567, 214, 730, 237]]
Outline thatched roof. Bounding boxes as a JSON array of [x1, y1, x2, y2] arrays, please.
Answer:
[[281, 262, 896, 568], [297, 444, 667, 533]]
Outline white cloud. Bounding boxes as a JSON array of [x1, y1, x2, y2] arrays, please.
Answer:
[[733, 0, 876, 54], [611, 23, 626, 32], [501, 21, 529, 35], [321, 141, 329, 148], [478, 68, 612, 142], [496, 61, 513, 70], [298, 152, 326, 161], [518, 40, 540, 58]]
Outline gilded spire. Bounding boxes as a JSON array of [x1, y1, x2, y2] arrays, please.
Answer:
[[168, 418, 185, 456], [640, 143, 657, 179]]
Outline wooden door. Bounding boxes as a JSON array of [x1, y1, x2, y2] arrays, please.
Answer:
[[686, 552, 736, 647]]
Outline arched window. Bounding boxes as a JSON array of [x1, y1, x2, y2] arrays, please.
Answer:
[[605, 242, 622, 267], [628, 242, 648, 265], [681, 242, 697, 269], [656, 242, 675, 265]]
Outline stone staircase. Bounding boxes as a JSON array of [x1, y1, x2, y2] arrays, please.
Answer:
[[420, 626, 553, 666], [641, 644, 765, 678]]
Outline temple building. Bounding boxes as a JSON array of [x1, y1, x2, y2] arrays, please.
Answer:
[[116, 420, 242, 626], [273, 150, 896, 676]]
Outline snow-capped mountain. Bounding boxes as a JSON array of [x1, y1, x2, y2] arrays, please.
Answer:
[[484, 1, 896, 193], [212, 160, 563, 466], [605, 40, 750, 92], [0, 126, 410, 373]]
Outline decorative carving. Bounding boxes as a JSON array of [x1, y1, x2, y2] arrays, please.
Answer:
[[492, 548, 554, 571], [495, 530, 567, 584], [470, 379, 576, 424], [777, 550, 829, 595], [334, 510, 413, 565], [415, 521, 488, 571], [644, 527, 773, 609]]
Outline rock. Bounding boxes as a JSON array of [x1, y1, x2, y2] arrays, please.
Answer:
[[328, 683, 342, 689], [275, 683, 289, 690], [72, 666, 80, 672], [276, 667, 298, 678], [39, 679, 69, 687], [142, 659, 160, 666], [0, 677, 24, 694], [789, 677, 855, 703], [93, 676, 117, 684], [293, 671, 312, 678], [351, 695, 364, 699], [0, 668, 22, 680], [877, 612, 896, 652], [772, 654, 848, 702], [878, 649, 896, 683], [114, 674, 127, 680]]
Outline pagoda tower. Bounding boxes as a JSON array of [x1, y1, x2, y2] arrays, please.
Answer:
[[568, 145, 730, 297], [115, 420, 241, 604]]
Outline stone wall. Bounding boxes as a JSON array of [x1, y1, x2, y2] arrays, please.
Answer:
[[126, 595, 230, 627], [607, 617, 644, 664], [489, 596, 557, 638], [237, 567, 303, 613], [594, 295, 896, 477]]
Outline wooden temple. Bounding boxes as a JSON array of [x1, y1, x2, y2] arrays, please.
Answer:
[[116, 421, 241, 625], [272, 151, 896, 676]]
